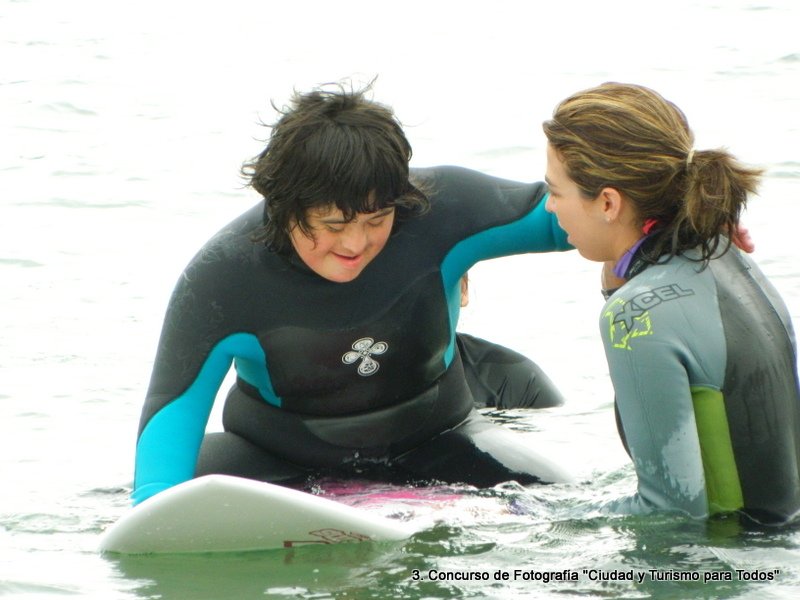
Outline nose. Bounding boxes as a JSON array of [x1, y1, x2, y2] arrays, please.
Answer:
[[545, 193, 555, 213], [339, 223, 368, 254]]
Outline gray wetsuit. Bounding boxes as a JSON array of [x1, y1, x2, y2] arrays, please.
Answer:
[[602, 245, 800, 524]]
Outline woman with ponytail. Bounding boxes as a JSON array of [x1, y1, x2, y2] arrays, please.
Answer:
[[543, 82, 800, 524]]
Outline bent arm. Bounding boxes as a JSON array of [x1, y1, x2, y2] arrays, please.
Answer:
[[133, 343, 233, 504], [132, 332, 270, 504]]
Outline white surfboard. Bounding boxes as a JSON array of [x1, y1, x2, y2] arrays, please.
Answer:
[[98, 475, 416, 554]]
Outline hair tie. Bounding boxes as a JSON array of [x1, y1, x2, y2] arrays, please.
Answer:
[[686, 148, 696, 167], [642, 218, 659, 235]]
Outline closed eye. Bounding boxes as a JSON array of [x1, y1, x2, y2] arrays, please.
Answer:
[[367, 208, 394, 226]]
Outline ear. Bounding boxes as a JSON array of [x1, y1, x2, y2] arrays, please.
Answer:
[[459, 274, 469, 307], [596, 187, 624, 222]]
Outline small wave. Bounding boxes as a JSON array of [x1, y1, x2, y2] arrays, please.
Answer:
[[41, 102, 96, 116], [768, 162, 800, 179], [0, 258, 43, 267], [771, 171, 800, 179], [0, 581, 80, 596], [18, 197, 143, 209], [51, 169, 96, 177], [1, 512, 82, 534], [83, 486, 130, 497]]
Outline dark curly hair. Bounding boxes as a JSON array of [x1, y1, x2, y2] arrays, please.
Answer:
[[242, 82, 429, 252]]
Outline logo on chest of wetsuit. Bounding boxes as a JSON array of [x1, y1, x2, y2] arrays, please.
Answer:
[[612, 283, 695, 330], [342, 337, 388, 376], [605, 283, 695, 350]]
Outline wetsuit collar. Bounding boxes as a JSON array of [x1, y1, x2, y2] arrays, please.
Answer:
[[612, 235, 651, 280], [619, 234, 665, 280]]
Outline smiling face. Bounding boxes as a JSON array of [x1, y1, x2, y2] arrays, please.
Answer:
[[544, 144, 618, 262], [289, 203, 396, 283]]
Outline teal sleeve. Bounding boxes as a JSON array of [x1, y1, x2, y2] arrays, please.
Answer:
[[441, 193, 569, 287], [132, 333, 267, 505], [440, 195, 570, 365]]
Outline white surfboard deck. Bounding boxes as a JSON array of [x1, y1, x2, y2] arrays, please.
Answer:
[[98, 475, 417, 554]]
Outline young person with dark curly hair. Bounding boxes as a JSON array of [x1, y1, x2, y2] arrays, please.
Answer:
[[132, 84, 572, 505]]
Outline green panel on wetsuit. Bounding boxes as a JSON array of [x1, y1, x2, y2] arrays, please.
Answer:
[[691, 386, 744, 515]]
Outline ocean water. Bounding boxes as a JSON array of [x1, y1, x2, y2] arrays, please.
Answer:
[[1, 0, 799, 598]]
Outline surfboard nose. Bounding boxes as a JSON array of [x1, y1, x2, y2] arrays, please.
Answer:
[[98, 475, 415, 554]]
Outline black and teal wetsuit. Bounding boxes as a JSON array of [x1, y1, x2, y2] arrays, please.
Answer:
[[133, 166, 572, 505], [602, 242, 800, 524]]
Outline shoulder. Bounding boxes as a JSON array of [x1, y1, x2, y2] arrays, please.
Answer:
[[410, 166, 548, 229], [205, 202, 265, 254], [169, 202, 270, 305], [412, 165, 547, 198], [609, 254, 717, 309], [601, 255, 720, 352], [185, 202, 266, 270]]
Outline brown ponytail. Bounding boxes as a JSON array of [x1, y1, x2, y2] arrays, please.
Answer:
[[675, 149, 762, 260]]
